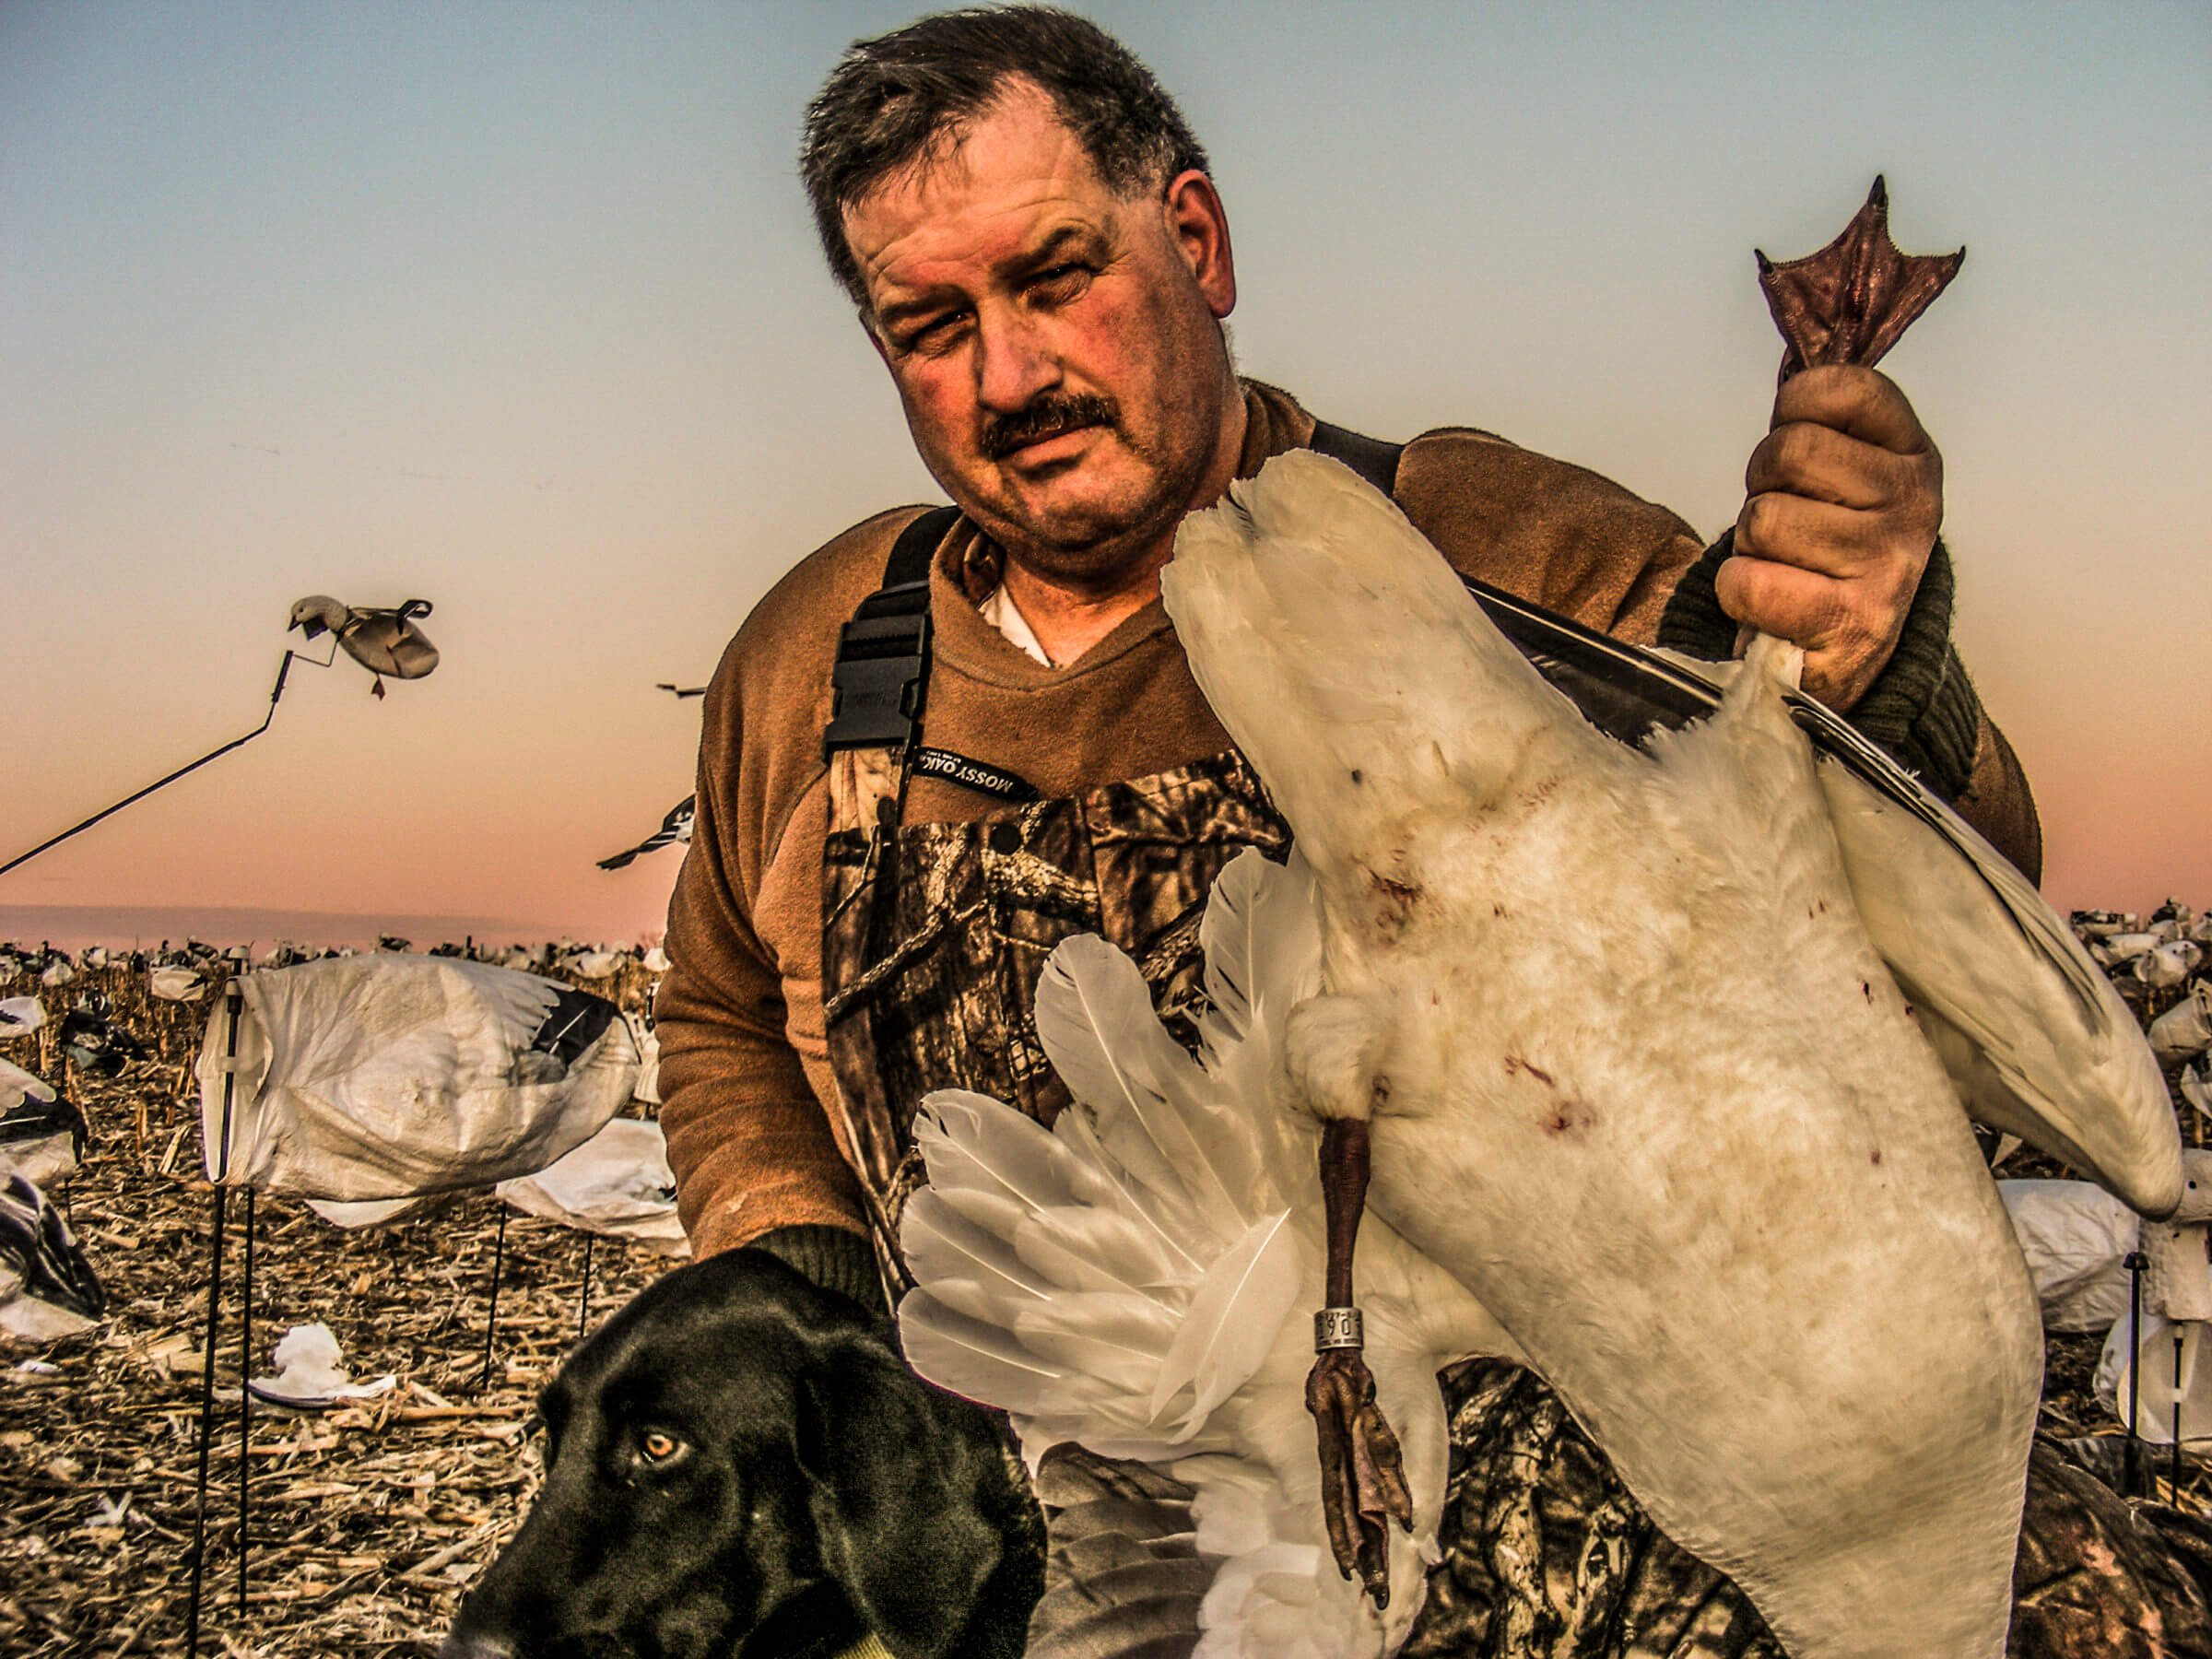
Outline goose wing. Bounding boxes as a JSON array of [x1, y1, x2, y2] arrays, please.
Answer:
[[1445, 562, 2173, 1216]]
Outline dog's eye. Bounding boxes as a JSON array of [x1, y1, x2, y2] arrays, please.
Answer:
[[640, 1430, 682, 1463]]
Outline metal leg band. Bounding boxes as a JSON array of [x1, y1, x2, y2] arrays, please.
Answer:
[[1314, 1306, 1364, 1352]]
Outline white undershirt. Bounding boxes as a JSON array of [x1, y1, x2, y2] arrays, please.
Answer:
[[979, 582, 1056, 667]]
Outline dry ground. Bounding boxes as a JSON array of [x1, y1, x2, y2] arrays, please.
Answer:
[[0, 959, 2205, 1656]]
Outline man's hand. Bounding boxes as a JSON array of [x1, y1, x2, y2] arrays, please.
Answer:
[[1718, 365, 1943, 712]]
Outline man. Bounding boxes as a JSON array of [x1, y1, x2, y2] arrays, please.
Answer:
[[658, 7, 2194, 1653]]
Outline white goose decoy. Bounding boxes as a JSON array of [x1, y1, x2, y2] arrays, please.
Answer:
[[2151, 982, 2212, 1064], [560, 947, 625, 982], [0, 996, 42, 1039], [2135, 940, 2204, 990], [287, 594, 440, 698], [0, 1171, 103, 1339], [1, 1057, 88, 1184], [2098, 1149, 2212, 1446], [148, 965, 206, 1002], [905, 449, 2179, 1659], [195, 954, 639, 1202]]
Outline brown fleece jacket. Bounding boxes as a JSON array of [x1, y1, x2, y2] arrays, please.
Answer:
[[655, 381, 2041, 1266]]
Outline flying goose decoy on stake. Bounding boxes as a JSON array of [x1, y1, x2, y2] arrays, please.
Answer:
[[899, 182, 2182, 1658], [288, 595, 439, 699], [595, 796, 696, 871], [2, 593, 441, 884]]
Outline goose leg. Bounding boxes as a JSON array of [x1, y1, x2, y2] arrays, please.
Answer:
[[1306, 1115, 1414, 1606]]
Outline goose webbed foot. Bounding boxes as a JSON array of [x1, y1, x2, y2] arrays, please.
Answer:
[[1306, 1346, 1413, 1606]]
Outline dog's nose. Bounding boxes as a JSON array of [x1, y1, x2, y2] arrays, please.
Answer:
[[437, 1636, 516, 1659]]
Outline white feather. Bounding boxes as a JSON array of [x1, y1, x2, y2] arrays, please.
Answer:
[[1149, 1208, 1303, 1430]]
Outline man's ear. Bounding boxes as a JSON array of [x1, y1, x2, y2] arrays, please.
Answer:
[[1162, 168, 1235, 320], [794, 1336, 1016, 1659]]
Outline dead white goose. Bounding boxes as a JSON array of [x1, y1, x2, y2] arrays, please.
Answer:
[[1158, 449, 2177, 1656], [908, 450, 2179, 1659]]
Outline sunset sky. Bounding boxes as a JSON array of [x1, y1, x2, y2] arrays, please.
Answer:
[[3, 2, 2206, 948]]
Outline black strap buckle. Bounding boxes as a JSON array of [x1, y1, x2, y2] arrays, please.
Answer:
[[824, 594, 932, 758]]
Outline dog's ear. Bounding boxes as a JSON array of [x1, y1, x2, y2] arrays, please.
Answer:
[[794, 1333, 1015, 1659]]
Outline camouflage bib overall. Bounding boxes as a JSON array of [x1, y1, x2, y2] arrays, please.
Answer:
[[812, 441, 2211, 1657]]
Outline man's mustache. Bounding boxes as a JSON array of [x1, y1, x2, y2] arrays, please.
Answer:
[[980, 394, 1119, 462]]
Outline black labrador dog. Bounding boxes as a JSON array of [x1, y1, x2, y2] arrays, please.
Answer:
[[441, 1249, 1041, 1659]]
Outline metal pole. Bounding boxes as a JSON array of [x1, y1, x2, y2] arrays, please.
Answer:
[[237, 1185, 255, 1615], [185, 973, 245, 1653], [2, 649, 320, 879], [578, 1234, 594, 1341], [2125, 1249, 2147, 1498], [480, 1206, 509, 1385], [183, 1187, 228, 1659], [2174, 1326, 2185, 1499]]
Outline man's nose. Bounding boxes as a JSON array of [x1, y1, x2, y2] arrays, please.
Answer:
[[974, 311, 1059, 413]]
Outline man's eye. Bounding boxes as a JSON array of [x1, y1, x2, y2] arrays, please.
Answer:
[[901, 311, 969, 353], [1030, 265, 1087, 301]]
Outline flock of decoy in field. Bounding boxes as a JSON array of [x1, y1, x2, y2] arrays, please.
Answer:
[[0, 935, 680, 1347]]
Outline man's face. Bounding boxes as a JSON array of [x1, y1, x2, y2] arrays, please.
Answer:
[[842, 83, 1239, 580]]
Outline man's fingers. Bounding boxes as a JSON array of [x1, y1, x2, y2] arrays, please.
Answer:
[[1735, 492, 1901, 580], [1771, 364, 1934, 459], [1714, 552, 1858, 651], [1743, 418, 1918, 511]]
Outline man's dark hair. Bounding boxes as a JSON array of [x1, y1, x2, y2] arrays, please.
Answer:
[[802, 6, 1209, 307]]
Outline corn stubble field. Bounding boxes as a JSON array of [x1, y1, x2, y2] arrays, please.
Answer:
[[0, 960, 673, 1659], [1, 955, 2206, 1657]]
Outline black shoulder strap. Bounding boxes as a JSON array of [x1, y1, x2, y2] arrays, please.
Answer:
[[1307, 418, 1405, 495], [822, 505, 959, 759]]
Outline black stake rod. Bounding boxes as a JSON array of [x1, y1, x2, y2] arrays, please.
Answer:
[[186, 975, 247, 1654], [2174, 1326, 2185, 1499], [1, 644, 329, 879], [238, 1185, 255, 1616], [184, 1187, 229, 1659], [2126, 1249, 2147, 1499], [578, 1234, 594, 1342], [480, 1206, 509, 1387]]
